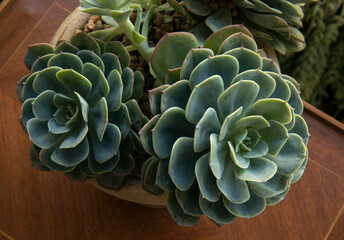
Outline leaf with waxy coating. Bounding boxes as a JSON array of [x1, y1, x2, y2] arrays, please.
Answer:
[[195, 153, 221, 202], [223, 189, 266, 218], [189, 55, 239, 89], [51, 137, 89, 167], [167, 191, 200, 227], [235, 157, 277, 182], [194, 108, 221, 153], [218, 80, 259, 119], [217, 159, 250, 203], [266, 133, 307, 175], [151, 32, 198, 81], [186, 75, 224, 124], [161, 80, 191, 113], [199, 196, 236, 226], [225, 48, 263, 73], [169, 137, 201, 191], [176, 182, 203, 217], [153, 107, 195, 159]]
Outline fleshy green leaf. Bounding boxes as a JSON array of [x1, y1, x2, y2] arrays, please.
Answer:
[[152, 107, 195, 159], [249, 173, 292, 198], [48, 52, 83, 73], [290, 114, 309, 145], [70, 32, 101, 56], [189, 55, 239, 89], [24, 43, 55, 70], [27, 119, 61, 149], [218, 80, 259, 118], [156, 158, 175, 192], [186, 75, 224, 124], [82, 62, 109, 107], [88, 97, 108, 141], [106, 69, 123, 111], [32, 90, 57, 121], [217, 159, 250, 203], [246, 98, 292, 125], [148, 85, 169, 115], [258, 120, 289, 156], [225, 47, 263, 73], [194, 108, 221, 152], [209, 133, 228, 179], [223, 189, 266, 218], [167, 191, 200, 227], [176, 182, 203, 217], [235, 157, 277, 182], [231, 69, 276, 101], [122, 67, 134, 101], [218, 32, 257, 54], [125, 99, 142, 131], [266, 133, 307, 175], [59, 121, 88, 149], [204, 25, 254, 54], [108, 103, 131, 139], [105, 41, 130, 69], [228, 141, 250, 168], [90, 123, 121, 163], [56, 69, 92, 100], [169, 137, 201, 191], [161, 80, 191, 113], [101, 52, 122, 78], [51, 137, 89, 167], [195, 153, 221, 202], [139, 115, 160, 155], [180, 48, 214, 80], [199, 196, 236, 226], [151, 32, 199, 81]]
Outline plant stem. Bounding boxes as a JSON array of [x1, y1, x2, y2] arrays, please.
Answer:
[[118, 18, 153, 62]]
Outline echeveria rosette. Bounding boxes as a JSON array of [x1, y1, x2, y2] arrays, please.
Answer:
[[167, 0, 315, 54], [18, 32, 146, 189], [139, 25, 309, 226]]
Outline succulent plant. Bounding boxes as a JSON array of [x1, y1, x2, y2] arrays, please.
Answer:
[[165, 0, 315, 54], [139, 25, 309, 226], [17, 32, 147, 189]]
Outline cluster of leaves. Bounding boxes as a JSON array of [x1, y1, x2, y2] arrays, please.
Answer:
[[139, 25, 309, 226], [164, 0, 315, 54], [17, 0, 311, 228], [17, 33, 148, 189], [279, 0, 344, 122]]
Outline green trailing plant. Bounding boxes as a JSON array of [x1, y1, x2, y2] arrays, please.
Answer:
[[278, 0, 344, 122], [140, 25, 309, 226], [17, 32, 147, 189], [17, 0, 311, 228]]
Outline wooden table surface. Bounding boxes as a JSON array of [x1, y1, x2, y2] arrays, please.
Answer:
[[0, 1, 343, 239]]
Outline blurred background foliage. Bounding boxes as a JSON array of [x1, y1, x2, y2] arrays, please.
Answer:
[[278, 0, 344, 122]]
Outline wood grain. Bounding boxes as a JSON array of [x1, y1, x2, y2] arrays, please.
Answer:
[[0, 1, 343, 240], [0, 0, 15, 16]]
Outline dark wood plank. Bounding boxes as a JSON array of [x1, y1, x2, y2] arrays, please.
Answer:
[[1, 1, 344, 239], [54, 0, 78, 12], [0, 3, 70, 97], [0, 0, 56, 68], [303, 108, 344, 179], [327, 205, 344, 240]]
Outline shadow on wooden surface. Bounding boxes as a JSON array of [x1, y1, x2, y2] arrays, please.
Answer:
[[0, 1, 343, 240]]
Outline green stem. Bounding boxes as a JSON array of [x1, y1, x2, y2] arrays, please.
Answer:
[[118, 18, 153, 63]]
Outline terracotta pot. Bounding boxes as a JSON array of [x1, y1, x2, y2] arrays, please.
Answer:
[[51, 8, 167, 207]]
